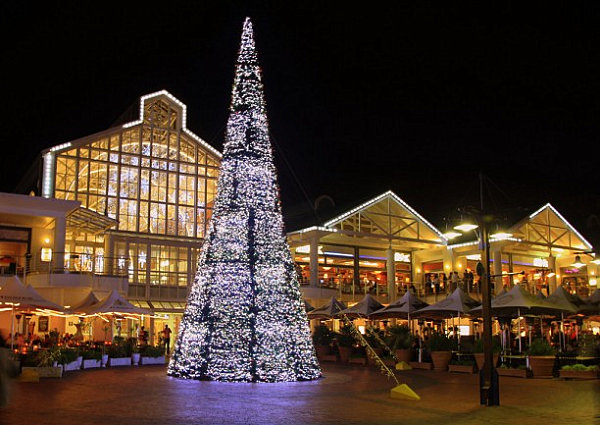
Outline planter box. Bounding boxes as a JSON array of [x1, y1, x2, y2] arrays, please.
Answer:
[[474, 353, 500, 371], [22, 366, 63, 378], [140, 356, 166, 365], [448, 364, 476, 374], [497, 368, 531, 378], [410, 361, 433, 370], [348, 356, 367, 365], [559, 370, 599, 380], [338, 347, 352, 363], [63, 356, 83, 372], [315, 345, 330, 359], [395, 349, 412, 363], [321, 354, 338, 362], [108, 357, 131, 367], [430, 351, 452, 371], [383, 358, 396, 367], [528, 356, 555, 378], [82, 359, 102, 369]]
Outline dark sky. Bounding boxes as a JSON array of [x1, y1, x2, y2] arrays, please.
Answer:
[[1, 2, 599, 246]]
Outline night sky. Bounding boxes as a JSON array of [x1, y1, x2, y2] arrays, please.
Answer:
[[1, 2, 599, 246]]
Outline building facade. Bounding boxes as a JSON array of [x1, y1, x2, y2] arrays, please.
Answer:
[[35, 91, 222, 316]]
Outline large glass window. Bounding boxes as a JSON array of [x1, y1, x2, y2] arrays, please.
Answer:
[[52, 98, 218, 239]]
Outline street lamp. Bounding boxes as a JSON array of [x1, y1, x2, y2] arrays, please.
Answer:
[[456, 173, 500, 407]]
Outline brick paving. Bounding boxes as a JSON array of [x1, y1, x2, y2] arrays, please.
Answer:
[[1, 363, 598, 425]]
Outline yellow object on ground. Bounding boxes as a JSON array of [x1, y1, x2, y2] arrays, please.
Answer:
[[18, 369, 40, 382], [390, 384, 421, 401], [395, 361, 412, 370]]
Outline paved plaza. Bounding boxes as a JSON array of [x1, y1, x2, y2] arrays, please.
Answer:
[[1, 363, 598, 425]]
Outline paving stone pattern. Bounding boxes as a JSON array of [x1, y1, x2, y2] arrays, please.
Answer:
[[0, 364, 598, 425]]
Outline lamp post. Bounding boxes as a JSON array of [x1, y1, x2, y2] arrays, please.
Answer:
[[457, 173, 500, 406]]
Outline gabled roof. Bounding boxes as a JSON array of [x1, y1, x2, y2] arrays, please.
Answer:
[[312, 190, 446, 244], [509, 203, 592, 251], [42, 90, 221, 159]]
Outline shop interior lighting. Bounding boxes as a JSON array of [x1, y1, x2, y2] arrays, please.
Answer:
[[571, 255, 586, 269], [442, 231, 462, 239], [453, 222, 478, 232]]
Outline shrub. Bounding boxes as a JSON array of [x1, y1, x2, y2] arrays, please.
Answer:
[[107, 344, 128, 358], [526, 338, 555, 356], [312, 325, 333, 346], [81, 350, 102, 361], [560, 364, 598, 372], [427, 332, 457, 352], [335, 325, 355, 348], [473, 336, 502, 354], [385, 325, 411, 350], [57, 348, 79, 365], [141, 345, 165, 357]]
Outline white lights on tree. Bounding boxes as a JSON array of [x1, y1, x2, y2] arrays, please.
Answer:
[[167, 18, 321, 382]]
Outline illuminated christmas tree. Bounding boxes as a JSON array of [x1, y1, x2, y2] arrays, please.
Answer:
[[167, 18, 321, 382]]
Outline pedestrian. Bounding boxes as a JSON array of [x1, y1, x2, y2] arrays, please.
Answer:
[[433, 274, 440, 294], [163, 325, 172, 354]]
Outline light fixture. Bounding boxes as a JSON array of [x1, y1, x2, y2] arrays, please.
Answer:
[[547, 272, 556, 278], [571, 255, 586, 269], [490, 232, 512, 240], [454, 222, 478, 232], [442, 231, 462, 239]]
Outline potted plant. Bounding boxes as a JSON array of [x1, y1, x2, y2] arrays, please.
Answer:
[[107, 344, 131, 367], [559, 364, 599, 380], [140, 345, 166, 365], [59, 348, 82, 372], [81, 349, 102, 369], [496, 363, 531, 378], [473, 337, 501, 371], [336, 325, 355, 363], [385, 325, 412, 363], [427, 332, 456, 371], [527, 338, 556, 378], [312, 325, 333, 359], [448, 358, 476, 374], [22, 347, 63, 378]]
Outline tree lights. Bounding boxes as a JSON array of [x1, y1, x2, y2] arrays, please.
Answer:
[[167, 18, 321, 382]]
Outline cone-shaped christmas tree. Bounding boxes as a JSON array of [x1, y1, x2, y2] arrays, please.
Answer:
[[167, 18, 321, 382]]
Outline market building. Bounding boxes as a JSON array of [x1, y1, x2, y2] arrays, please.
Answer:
[[3, 90, 221, 341], [287, 191, 598, 334], [1, 90, 598, 342]]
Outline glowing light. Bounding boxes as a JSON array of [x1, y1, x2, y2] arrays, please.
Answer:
[[41, 248, 53, 262], [167, 18, 320, 383], [533, 258, 549, 268], [529, 203, 593, 250], [442, 231, 462, 240], [490, 232, 512, 240], [454, 223, 478, 232], [394, 252, 411, 262]]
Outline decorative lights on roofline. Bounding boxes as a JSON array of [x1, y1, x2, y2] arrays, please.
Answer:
[[529, 203, 593, 250], [121, 90, 222, 158], [322, 190, 447, 241]]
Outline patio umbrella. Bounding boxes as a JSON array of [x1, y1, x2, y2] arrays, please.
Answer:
[[413, 287, 480, 319], [304, 299, 315, 313], [307, 297, 347, 320], [545, 286, 581, 349], [0, 276, 64, 349], [370, 291, 429, 321], [77, 289, 152, 316], [68, 290, 101, 313], [413, 288, 480, 350], [336, 294, 384, 319], [470, 284, 571, 352]]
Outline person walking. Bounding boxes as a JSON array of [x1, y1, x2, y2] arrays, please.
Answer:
[[163, 325, 172, 355]]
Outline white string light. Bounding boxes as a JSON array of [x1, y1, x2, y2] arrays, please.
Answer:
[[167, 17, 321, 382]]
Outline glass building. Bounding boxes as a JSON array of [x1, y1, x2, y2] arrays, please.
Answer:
[[36, 91, 221, 312]]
